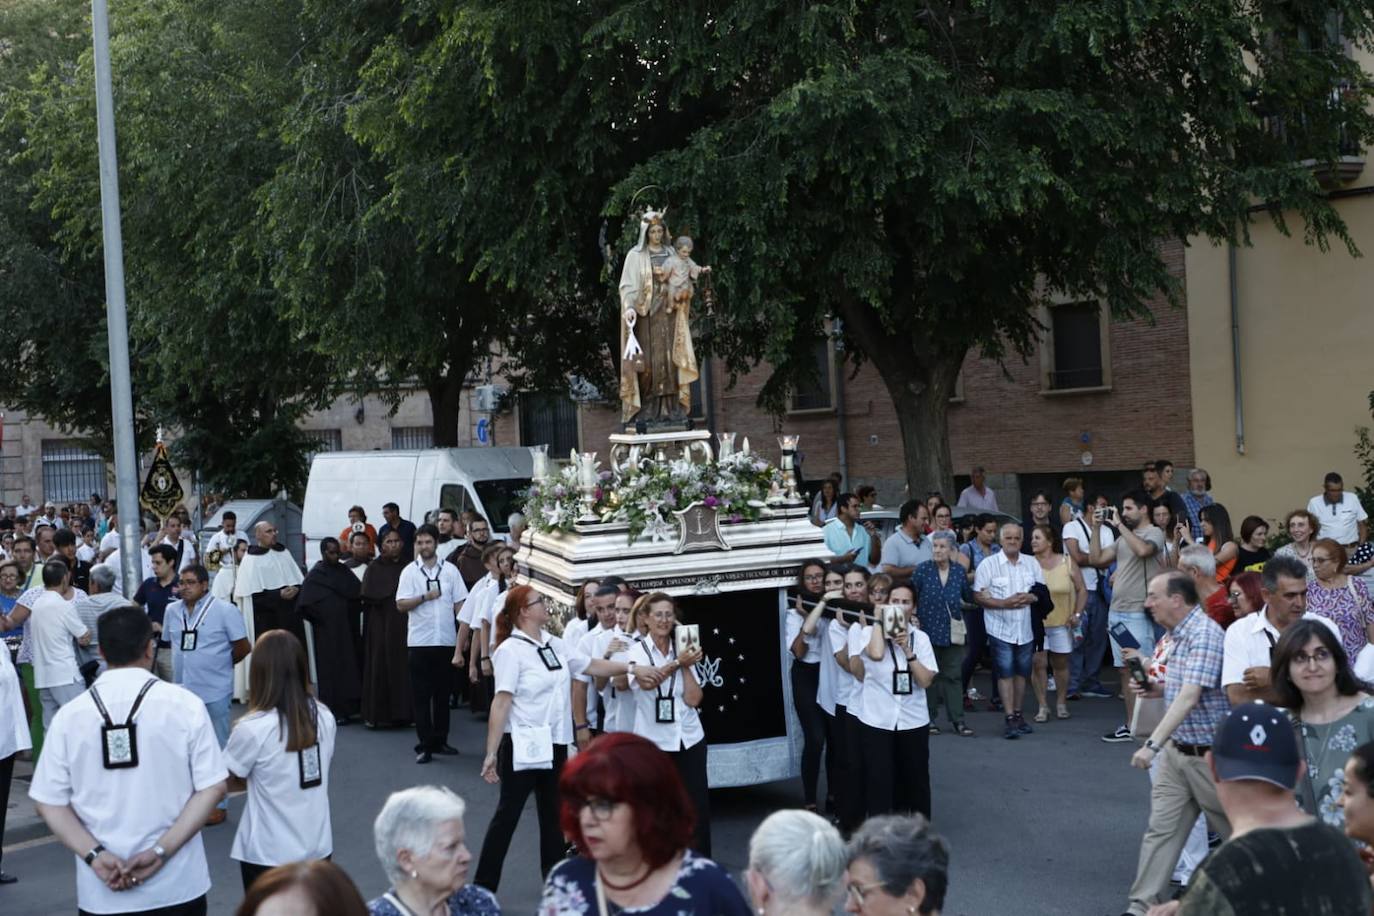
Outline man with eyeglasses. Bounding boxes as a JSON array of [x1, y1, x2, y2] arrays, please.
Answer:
[[1118, 571, 1231, 916], [396, 524, 468, 764], [162, 564, 249, 826], [233, 520, 305, 651], [1221, 555, 1339, 707]]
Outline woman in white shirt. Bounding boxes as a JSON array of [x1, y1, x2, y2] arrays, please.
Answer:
[[0, 619, 31, 883], [226, 628, 337, 891], [626, 593, 710, 856], [787, 561, 829, 814], [474, 584, 638, 893], [858, 582, 936, 819], [823, 564, 871, 834]]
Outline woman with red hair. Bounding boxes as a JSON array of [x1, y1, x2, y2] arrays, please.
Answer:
[[472, 584, 646, 893], [539, 732, 750, 915]]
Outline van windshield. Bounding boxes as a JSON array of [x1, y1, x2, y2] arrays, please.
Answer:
[[473, 478, 531, 533]]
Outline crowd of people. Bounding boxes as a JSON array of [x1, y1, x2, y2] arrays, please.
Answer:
[[2, 458, 1373, 914]]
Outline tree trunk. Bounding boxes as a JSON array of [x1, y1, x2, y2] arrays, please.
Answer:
[[426, 359, 470, 448], [877, 363, 960, 504]]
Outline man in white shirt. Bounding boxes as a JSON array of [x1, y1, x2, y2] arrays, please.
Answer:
[[1222, 554, 1340, 706], [395, 524, 468, 764], [956, 466, 1000, 511], [973, 523, 1045, 740], [39, 503, 63, 530], [573, 586, 623, 747], [1308, 472, 1371, 574], [31, 604, 226, 916], [14, 494, 39, 519], [1063, 497, 1115, 699], [30, 561, 92, 727], [203, 511, 248, 578], [822, 493, 880, 567], [155, 516, 198, 574], [433, 508, 462, 562]]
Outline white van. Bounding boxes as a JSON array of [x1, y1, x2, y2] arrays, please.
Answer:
[[301, 448, 534, 566]]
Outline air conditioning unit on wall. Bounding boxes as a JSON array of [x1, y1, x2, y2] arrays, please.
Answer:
[[474, 385, 508, 413]]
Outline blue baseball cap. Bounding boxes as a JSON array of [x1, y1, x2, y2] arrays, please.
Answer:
[[1211, 702, 1302, 790]]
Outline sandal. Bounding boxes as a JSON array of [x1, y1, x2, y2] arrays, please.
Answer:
[[1033, 708, 1049, 723], [953, 723, 975, 737], [1057, 704, 1071, 720]]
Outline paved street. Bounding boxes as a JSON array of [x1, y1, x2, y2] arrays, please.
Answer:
[[4, 676, 1151, 915]]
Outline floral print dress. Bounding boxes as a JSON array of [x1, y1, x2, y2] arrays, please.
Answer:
[[1295, 696, 1374, 829], [1307, 577, 1374, 663], [539, 852, 751, 916]]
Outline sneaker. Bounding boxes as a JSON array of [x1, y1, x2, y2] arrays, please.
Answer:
[[1002, 717, 1020, 740], [1014, 714, 1034, 735], [967, 687, 985, 701], [1081, 687, 1115, 699], [1101, 725, 1133, 743]]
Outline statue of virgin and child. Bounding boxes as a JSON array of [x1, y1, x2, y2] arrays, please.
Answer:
[[618, 209, 711, 428]]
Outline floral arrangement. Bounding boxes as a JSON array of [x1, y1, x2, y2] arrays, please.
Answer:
[[522, 449, 781, 545]]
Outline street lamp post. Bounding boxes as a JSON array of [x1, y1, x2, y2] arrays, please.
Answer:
[[91, 0, 142, 596]]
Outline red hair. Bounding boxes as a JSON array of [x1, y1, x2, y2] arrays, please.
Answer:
[[1229, 571, 1263, 614], [495, 584, 536, 647], [559, 732, 695, 868]]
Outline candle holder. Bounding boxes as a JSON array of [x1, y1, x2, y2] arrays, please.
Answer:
[[716, 432, 736, 461], [531, 443, 551, 484], [573, 450, 601, 521], [777, 435, 803, 504]]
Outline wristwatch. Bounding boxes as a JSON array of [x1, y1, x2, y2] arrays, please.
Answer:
[[626, 660, 637, 678], [84, 844, 105, 866], [1144, 739, 1162, 753]]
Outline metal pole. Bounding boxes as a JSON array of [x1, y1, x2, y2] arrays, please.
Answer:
[[92, 0, 142, 596]]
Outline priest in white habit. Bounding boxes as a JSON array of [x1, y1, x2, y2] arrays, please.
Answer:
[[233, 520, 305, 664]]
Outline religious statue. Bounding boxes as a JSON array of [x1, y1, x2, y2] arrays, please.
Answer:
[[619, 210, 707, 427]]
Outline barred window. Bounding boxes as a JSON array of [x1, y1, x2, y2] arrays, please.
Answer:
[[391, 426, 434, 450], [42, 441, 107, 503]]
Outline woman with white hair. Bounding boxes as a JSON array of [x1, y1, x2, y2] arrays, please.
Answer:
[[367, 785, 500, 916], [745, 809, 845, 916]]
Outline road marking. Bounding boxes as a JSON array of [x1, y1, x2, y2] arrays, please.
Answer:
[[3, 833, 59, 853]]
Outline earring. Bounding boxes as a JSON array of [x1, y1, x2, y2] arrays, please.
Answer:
[[410, 870, 418, 879]]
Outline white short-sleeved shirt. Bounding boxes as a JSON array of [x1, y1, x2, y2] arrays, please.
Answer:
[[395, 558, 468, 647], [1221, 608, 1341, 687], [0, 639, 31, 759], [973, 551, 1045, 646], [492, 629, 590, 746], [30, 668, 227, 913], [606, 635, 641, 733], [224, 703, 337, 866], [1308, 493, 1369, 545], [481, 586, 511, 652], [785, 608, 822, 664], [587, 627, 633, 732], [98, 530, 120, 555], [857, 625, 938, 731], [163, 596, 247, 704], [846, 624, 869, 719], [628, 638, 705, 752], [826, 619, 859, 710], [106, 548, 154, 597], [1062, 518, 1113, 592], [30, 590, 88, 689], [817, 623, 837, 716], [459, 574, 497, 628]]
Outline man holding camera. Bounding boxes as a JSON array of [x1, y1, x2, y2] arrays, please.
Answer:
[[1090, 490, 1167, 743], [1119, 571, 1230, 916]]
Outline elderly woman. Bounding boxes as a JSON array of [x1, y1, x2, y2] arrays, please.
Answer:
[[746, 809, 846, 916], [539, 732, 750, 914], [1307, 539, 1374, 664], [368, 786, 500, 916], [844, 814, 950, 915], [913, 532, 975, 736], [1276, 508, 1322, 578], [235, 861, 368, 916]]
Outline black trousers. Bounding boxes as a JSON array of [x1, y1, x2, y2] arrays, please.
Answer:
[[0, 753, 13, 871], [408, 646, 453, 751], [822, 709, 840, 813], [240, 856, 330, 891], [790, 661, 826, 806], [859, 722, 931, 820], [474, 735, 568, 892], [81, 895, 206, 916], [668, 738, 712, 858]]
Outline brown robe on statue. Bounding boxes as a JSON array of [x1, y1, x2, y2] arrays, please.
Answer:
[[359, 555, 411, 726]]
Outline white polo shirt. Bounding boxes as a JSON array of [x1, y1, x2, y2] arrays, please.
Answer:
[[1221, 608, 1341, 687], [395, 557, 468, 647], [30, 590, 88, 689], [847, 624, 869, 719], [606, 635, 641, 733], [826, 619, 860, 710], [30, 668, 227, 913], [1308, 493, 1369, 545], [492, 629, 590, 746], [225, 703, 337, 867], [784, 607, 822, 664], [459, 573, 497, 629], [586, 627, 633, 731], [973, 551, 1045, 646], [628, 638, 705, 753], [857, 625, 938, 731]]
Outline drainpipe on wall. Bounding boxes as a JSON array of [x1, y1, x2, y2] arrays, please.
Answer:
[[832, 318, 850, 488], [1228, 240, 1246, 455]]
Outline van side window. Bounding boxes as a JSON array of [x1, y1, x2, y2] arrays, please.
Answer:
[[439, 485, 473, 518]]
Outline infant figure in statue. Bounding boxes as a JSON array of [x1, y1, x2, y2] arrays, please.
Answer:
[[661, 236, 709, 314]]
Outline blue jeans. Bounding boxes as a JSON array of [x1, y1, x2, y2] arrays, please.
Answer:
[[988, 636, 1033, 680], [205, 695, 231, 810], [1071, 591, 1108, 693]]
